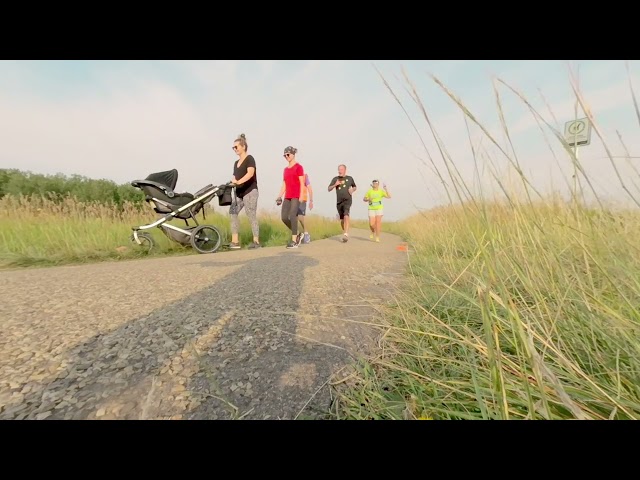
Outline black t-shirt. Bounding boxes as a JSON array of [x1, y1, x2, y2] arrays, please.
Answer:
[[329, 175, 356, 203], [233, 155, 258, 198]]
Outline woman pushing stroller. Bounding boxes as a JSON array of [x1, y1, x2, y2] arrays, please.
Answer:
[[229, 133, 261, 250]]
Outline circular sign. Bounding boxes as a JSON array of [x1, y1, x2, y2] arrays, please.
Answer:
[[568, 121, 586, 135]]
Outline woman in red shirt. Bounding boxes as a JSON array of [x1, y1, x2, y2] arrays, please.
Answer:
[[276, 146, 305, 249]]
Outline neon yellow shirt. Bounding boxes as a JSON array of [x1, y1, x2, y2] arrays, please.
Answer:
[[365, 188, 388, 210]]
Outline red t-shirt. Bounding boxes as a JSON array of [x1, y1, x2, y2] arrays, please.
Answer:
[[283, 163, 305, 199]]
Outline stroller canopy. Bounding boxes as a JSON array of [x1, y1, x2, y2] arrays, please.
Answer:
[[145, 169, 179, 190]]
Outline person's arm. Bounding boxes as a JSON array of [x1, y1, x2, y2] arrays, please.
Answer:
[[307, 183, 314, 209], [297, 165, 305, 199], [234, 156, 256, 185], [363, 189, 370, 202], [328, 177, 340, 192], [383, 184, 391, 199], [234, 167, 254, 185], [348, 177, 357, 195], [276, 168, 286, 202]]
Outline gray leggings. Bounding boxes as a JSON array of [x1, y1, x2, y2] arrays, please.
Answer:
[[281, 198, 300, 236], [229, 188, 259, 238]]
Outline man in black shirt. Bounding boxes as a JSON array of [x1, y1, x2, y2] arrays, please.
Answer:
[[328, 164, 357, 242]]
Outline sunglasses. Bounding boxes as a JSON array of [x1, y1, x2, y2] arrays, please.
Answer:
[[232, 146, 239, 151], [284, 153, 292, 157]]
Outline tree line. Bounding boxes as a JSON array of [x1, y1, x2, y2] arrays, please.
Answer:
[[0, 169, 145, 206]]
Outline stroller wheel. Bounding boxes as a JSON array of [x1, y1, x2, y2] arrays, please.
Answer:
[[190, 225, 222, 254], [130, 232, 154, 253]]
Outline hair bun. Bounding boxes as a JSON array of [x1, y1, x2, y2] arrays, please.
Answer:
[[239, 133, 246, 139]]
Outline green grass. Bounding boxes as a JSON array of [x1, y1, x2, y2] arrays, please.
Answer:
[[0, 195, 343, 269], [330, 66, 640, 420]]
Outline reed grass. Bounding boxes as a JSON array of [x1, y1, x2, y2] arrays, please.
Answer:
[[0, 195, 343, 268], [331, 65, 640, 420]]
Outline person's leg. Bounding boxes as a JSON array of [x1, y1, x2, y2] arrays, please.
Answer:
[[301, 211, 311, 243], [281, 199, 292, 230], [297, 201, 305, 229], [338, 201, 347, 234], [375, 211, 383, 241], [297, 201, 309, 244], [302, 223, 311, 243], [289, 198, 299, 239], [243, 189, 260, 247], [368, 210, 375, 239], [342, 200, 352, 240], [229, 196, 245, 249], [286, 199, 300, 248]]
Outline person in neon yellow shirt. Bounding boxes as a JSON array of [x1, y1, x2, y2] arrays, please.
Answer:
[[363, 179, 391, 242]]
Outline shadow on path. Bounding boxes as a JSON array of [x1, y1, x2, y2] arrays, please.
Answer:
[[1, 251, 323, 420]]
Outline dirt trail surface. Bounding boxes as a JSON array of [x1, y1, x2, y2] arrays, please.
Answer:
[[0, 228, 407, 420]]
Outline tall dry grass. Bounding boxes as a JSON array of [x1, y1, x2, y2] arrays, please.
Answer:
[[331, 65, 640, 420], [0, 194, 343, 268]]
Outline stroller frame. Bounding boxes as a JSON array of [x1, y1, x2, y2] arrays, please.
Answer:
[[129, 169, 234, 254]]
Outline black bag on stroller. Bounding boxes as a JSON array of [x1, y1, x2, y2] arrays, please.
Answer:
[[217, 184, 234, 206]]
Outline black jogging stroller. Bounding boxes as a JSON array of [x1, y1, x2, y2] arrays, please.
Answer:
[[129, 169, 234, 254]]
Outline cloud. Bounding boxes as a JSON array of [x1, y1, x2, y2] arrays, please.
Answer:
[[1, 60, 638, 221], [0, 77, 209, 180], [368, 60, 640, 211], [0, 60, 405, 219]]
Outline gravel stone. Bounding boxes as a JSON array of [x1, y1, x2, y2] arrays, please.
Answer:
[[0, 229, 406, 420]]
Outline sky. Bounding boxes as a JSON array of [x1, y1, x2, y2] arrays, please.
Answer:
[[1, 60, 640, 221]]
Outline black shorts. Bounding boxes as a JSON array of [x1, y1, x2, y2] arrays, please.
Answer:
[[297, 201, 307, 216], [336, 199, 352, 219]]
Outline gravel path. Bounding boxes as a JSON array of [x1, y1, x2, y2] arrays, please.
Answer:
[[0, 228, 407, 420]]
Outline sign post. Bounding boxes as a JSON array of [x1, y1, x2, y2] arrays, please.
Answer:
[[564, 117, 591, 199], [564, 117, 591, 149]]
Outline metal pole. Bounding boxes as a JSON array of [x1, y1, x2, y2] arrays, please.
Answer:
[[573, 145, 579, 201], [573, 64, 580, 204]]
